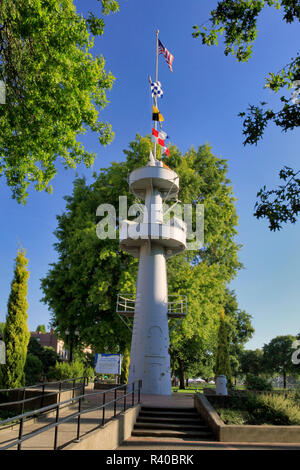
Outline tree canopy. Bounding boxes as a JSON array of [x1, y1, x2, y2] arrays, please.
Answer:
[[0, 0, 118, 203], [263, 334, 300, 388], [41, 135, 250, 383], [193, 0, 300, 231]]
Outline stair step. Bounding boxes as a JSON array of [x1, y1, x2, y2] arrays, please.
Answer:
[[141, 406, 196, 412], [139, 410, 199, 418], [134, 422, 209, 431], [131, 429, 213, 439], [137, 416, 204, 425]]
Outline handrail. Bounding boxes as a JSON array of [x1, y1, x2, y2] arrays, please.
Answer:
[[0, 375, 89, 394], [0, 382, 84, 408], [117, 293, 187, 314], [0, 376, 91, 413], [0, 379, 142, 450]]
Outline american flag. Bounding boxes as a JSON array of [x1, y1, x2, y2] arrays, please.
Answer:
[[158, 39, 174, 72]]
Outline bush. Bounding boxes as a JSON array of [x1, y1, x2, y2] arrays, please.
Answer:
[[27, 338, 60, 378], [247, 393, 300, 425], [214, 392, 300, 425], [245, 374, 272, 391], [217, 408, 249, 425], [47, 360, 85, 381], [84, 366, 95, 382], [24, 353, 44, 385], [41, 347, 60, 375]]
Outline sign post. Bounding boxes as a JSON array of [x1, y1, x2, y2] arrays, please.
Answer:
[[95, 353, 122, 383]]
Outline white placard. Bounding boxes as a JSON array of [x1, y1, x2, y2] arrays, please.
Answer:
[[95, 353, 121, 375]]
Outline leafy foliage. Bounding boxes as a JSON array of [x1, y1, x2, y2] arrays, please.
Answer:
[[48, 359, 85, 381], [239, 348, 264, 376], [41, 135, 247, 384], [245, 373, 272, 391], [214, 308, 232, 384], [27, 336, 60, 377], [35, 325, 46, 333], [193, 1, 300, 230], [254, 166, 300, 231], [24, 353, 43, 386], [0, 0, 117, 202], [0, 249, 30, 388], [263, 335, 300, 388], [214, 391, 300, 425]]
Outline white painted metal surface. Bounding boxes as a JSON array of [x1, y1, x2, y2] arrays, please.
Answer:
[[120, 157, 186, 395]]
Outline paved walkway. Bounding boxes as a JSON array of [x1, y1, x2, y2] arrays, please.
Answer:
[[0, 385, 139, 450], [1, 390, 300, 450], [139, 392, 195, 408]]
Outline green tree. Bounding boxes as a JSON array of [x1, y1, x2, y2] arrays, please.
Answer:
[[41, 135, 244, 385], [27, 336, 60, 377], [166, 141, 243, 389], [0, 249, 30, 388], [224, 289, 255, 383], [35, 325, 46, 333], [263, 335, 299, 388], [0, 322, 5, 338], [41, 347, 60, 376], [27, 336, 44, 358], [239, 349, 265, 376], [193, 0, 300, 231], [215, 307, 232, 386], [0, 0, 117, 203], [24, 353, 43, 386]]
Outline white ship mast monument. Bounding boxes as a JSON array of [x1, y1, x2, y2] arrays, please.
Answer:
[[117, 31, 187, 395]]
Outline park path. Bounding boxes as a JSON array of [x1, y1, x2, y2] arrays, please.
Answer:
[[0, 384, 138, 450], [2, 389, 300, 451]]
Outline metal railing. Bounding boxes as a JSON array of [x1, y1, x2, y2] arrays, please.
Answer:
[[116, 293, 135, 316], [167, 294, 187, 316], [0, 376, 89, 416], [116, 293, 187, 316], [0, 379, 142, 450]]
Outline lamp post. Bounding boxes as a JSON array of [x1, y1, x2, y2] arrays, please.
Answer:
[[65, 327, 79, 362], [65, 328, 70, 362]]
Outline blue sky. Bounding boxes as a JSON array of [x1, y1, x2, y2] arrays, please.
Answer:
[[0, 0, 299, 350]]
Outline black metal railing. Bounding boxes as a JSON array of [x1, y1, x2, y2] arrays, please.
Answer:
[[0, 376, 90, 417], [0, 379, 142, 450]]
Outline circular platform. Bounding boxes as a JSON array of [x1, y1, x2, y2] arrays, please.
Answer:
[[120, 220, 186, 258], [129, 166, 179, 200]]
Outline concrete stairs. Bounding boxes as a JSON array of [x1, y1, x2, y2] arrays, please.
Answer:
[[121, 406, 214, 446]]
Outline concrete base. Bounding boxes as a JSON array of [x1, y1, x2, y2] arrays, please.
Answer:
[[64, 404, 141, 450]]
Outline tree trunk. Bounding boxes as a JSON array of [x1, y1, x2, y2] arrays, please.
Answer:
[[178, 359, 185, 390], [283, 368, 287, 390]]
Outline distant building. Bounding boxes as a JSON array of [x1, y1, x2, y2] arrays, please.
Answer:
[[30, 329, 93, 361], [31, 330, 69, 360]]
